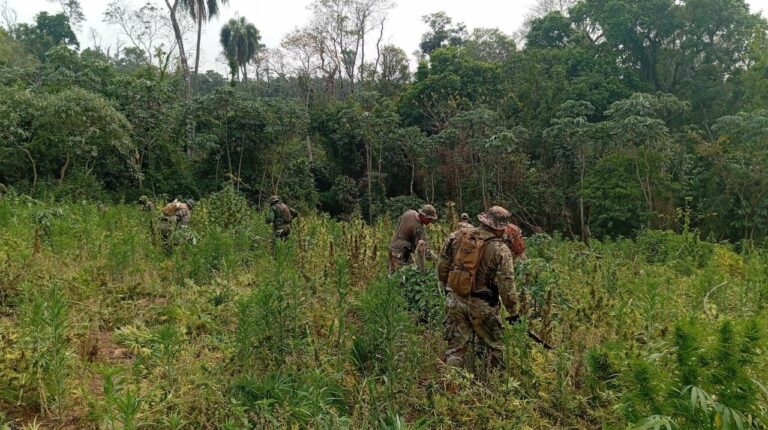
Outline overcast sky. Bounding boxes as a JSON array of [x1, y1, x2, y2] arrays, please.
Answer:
[[7, 0, 768, 76]]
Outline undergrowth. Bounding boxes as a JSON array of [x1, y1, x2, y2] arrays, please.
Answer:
[[0, 192, 766, 429]]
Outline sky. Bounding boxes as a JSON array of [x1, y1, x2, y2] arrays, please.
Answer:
[[6, 0, 768, 76]]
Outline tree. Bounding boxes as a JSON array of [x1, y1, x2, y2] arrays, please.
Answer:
[[544, 100, 597, 241], [570, 0, 765, 125], [375, 44, 409, 96], [399, 47, 503, 133], [220, 16, 263, 83], [15, 12, 78, 62], [464, 28, 516, 62], [104, 1, 178, 68], [525, 11, 573, 49], [1, 0, 17, 35], [180, 0, 229, 90], [162, 0, 192, 86], [603, 93, 689, 227], [0, 88, 37, 187], [34, 88, 136, 185], [418, 11, 467, 57], [46, 0, 84, 27], [695, 110, 768, 241]]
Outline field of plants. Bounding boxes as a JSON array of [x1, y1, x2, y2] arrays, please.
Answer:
[[1, 187, 767, 429]]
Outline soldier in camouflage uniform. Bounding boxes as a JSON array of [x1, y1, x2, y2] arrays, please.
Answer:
[[138, 195, 155, 212], [458, 212, 473, 229], [438, 206, 518, 368], [160, 199, 194, 251], [388, 204, 438, 273], [266, 195, 299, 242]]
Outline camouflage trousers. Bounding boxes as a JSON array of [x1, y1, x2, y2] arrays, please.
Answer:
[[159, 215, 178, 241], [443, 291, 505, 368], [272, 225, 292, 245], [387, 248, 411, 273], [388, 241, 429, 273]]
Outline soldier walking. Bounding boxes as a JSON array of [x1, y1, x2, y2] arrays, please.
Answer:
[[266, 195, 299, 243], [458, 212, 473, 229], [138, 195, 155, 212], [388, 204, 438, 273], [159, 198, 194, 252], [438, 206, 518, 368]]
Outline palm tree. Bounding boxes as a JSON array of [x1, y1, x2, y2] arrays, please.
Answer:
[[182, 0, 229, 90], [220, 16, 263, 83]]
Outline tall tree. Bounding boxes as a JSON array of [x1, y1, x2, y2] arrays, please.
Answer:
[[220, 16, 262, 83], [162, 0, 191, 85], [544, 100, 598, 242], [181, 0, 228, 90], [14, 12, 78, 62], [46, 0, 84, 27], [418, 11, 467, 57], [104, 1, 177, 68]]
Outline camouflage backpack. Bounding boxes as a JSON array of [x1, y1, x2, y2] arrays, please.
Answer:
[[276, 202, 292, 224], [447, 228, 490, 297], [161, 200, 181, 217]]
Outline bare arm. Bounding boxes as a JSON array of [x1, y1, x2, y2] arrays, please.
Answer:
[[437, 234, 455, 287], [495, 244, 517, 316]]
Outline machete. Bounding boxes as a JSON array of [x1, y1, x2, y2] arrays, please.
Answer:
[[506, 316, 555, 350]]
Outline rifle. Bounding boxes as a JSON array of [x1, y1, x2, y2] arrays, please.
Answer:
[[506, 316, 554, 350]]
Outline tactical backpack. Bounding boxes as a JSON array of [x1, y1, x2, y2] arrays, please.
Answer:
[[161, 201, 181, 217], [276, 203, 292, 224], [447, 228, 489, 297]]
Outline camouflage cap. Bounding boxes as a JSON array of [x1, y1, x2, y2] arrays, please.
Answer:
[[269, 195, 280, 205], [185, 199, 196, 209], [418, 204, 438, 220], [477, 206, 512, 230], [460, 212, 469, 221]]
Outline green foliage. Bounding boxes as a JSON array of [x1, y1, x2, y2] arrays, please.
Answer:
[[0, 199, 767, 429], [199, 183, 250, 230], [583, 154, 648, 237], [19, 283, 71, 413], [396, 266, 444, 325], [352, 276, 414, 377]]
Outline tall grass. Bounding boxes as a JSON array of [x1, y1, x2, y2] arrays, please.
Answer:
[[1, 197, 766, 429]]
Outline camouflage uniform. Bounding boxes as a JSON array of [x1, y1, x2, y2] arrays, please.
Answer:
[[458, 212, 473, 229], [138, 195, 155, 212], [438, 206, 517, 368], [266, 195, 299, 242], [388, 204, 438, 273], [160, 199, 193, 249]]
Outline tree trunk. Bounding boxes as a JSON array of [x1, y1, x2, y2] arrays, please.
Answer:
[[579, 155, 589, 243], [366, 144, 373, 222], [373, 18, 385, 81], [163, 0, 193, 158], [59, 152, 70, 185], [193, 13, 202, 91], [164, 0, 190, 83], [410, 161, 415, 196], [305, 135, 313, 162], [237, 136, 244, 191], [16, 144, 37, 188]]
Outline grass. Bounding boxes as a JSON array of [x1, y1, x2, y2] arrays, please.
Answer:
[[0, 191, 767, 429]]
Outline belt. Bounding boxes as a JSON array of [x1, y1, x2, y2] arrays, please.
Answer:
[[470, 290, 500, 306]]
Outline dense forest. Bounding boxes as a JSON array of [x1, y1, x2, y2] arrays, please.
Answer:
[[2, 1, 768, 429], [1, 0, 767, 242]]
